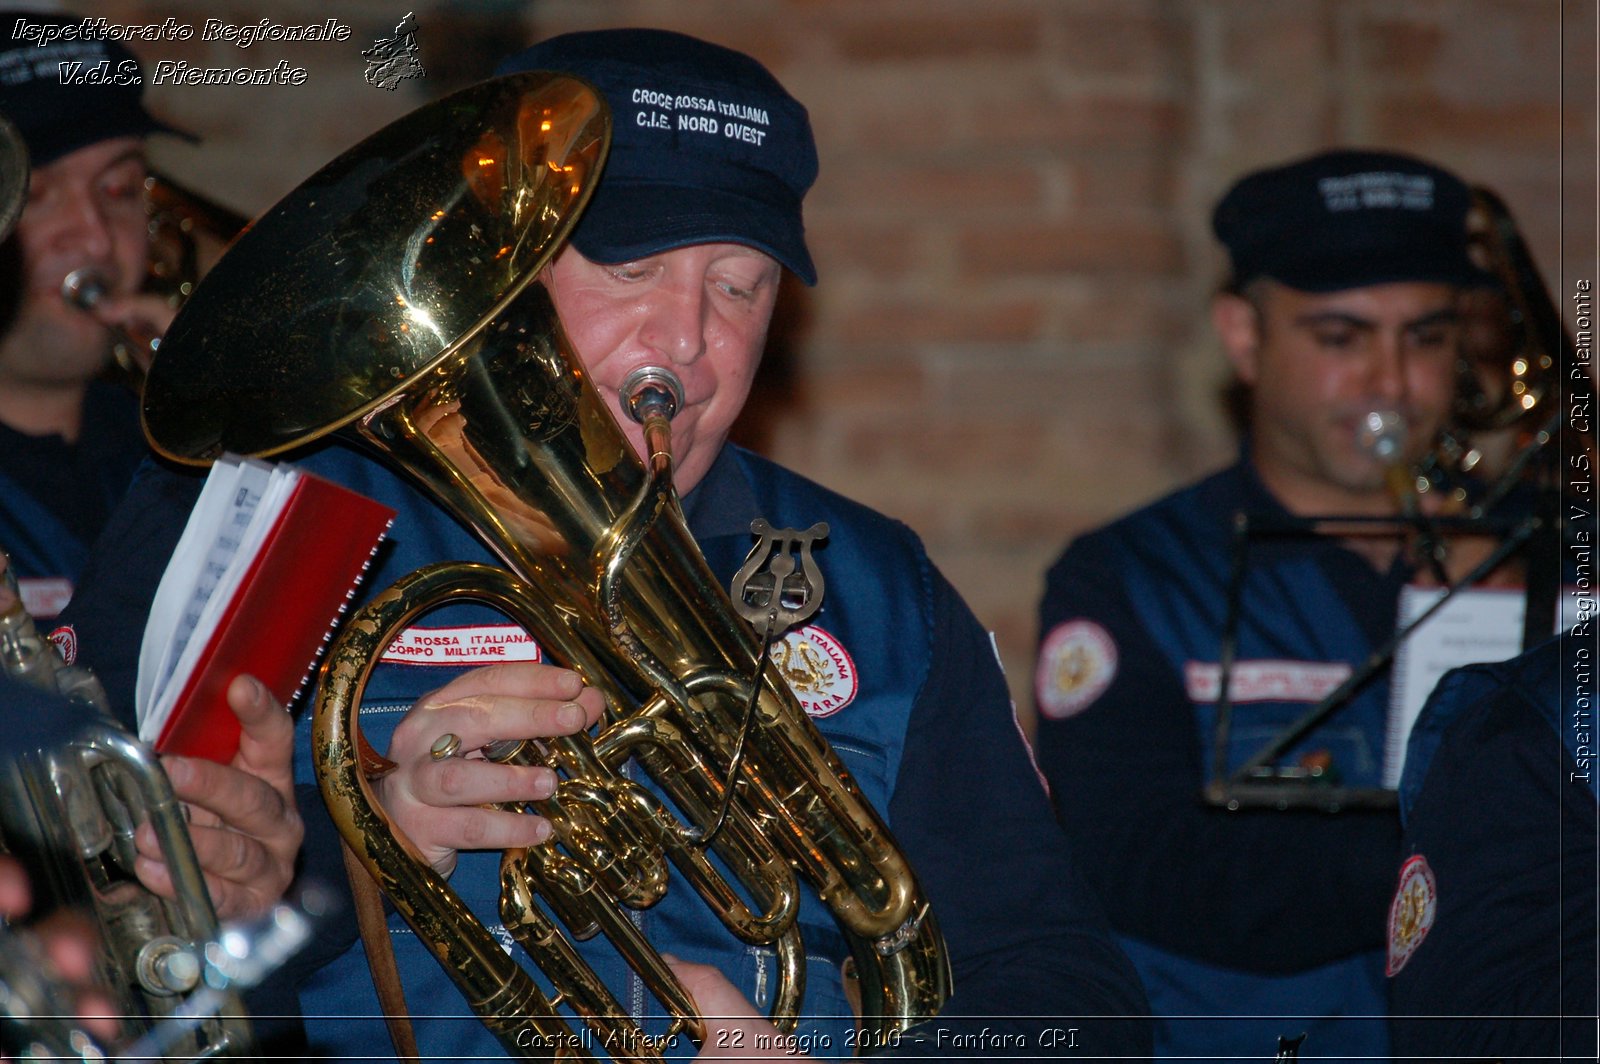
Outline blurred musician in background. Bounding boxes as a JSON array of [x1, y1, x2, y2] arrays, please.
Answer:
[[0, 12, 188, 619], [1031, 149, 1500, 1062]]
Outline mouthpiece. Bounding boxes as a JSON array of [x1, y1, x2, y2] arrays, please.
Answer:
[[61, 266, 109, 310], [1357, 409, 1408, 463], [621, 366, 685, 424], [61, 267, 163, 375]]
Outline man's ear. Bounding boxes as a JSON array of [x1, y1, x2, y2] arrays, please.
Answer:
[[1212, 292, 1262, 386]]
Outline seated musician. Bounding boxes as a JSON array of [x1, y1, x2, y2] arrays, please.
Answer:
[[61, 28, 1153, 1061]]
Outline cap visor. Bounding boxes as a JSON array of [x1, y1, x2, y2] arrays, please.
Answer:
[[570, 182, 815, 285], [1265, 244, 1487, 293]]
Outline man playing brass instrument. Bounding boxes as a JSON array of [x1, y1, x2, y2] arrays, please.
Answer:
[[0, 12, 187, 620], [63, 27, 1152, 1061], [1031, 149, 1508, 1062]]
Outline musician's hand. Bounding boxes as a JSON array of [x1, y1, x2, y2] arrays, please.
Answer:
[[666, 957, 799, 1061], [0, 855, 120, 1047], [133, 674, 303, 920], [85, 292, 177, 373], [374, 663, 606, 876]]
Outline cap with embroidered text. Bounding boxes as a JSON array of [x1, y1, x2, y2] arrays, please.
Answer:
[[1212, 149, 1481, 293], [496, 29, 818, 285], [0, 10, 193, 168]]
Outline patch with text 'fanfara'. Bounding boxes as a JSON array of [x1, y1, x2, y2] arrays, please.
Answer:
[[1034, 619, 1117, 720], [1386, 854, 1437, 976], [379, 624, 543, 666], [773, 624, 858, 718]]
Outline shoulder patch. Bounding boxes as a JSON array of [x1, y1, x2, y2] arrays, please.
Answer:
[[1386, 854, 1438, 976], [47, 625, 78, 665], [773, 624, 858, 718], [1035, 619, 1118, 720]]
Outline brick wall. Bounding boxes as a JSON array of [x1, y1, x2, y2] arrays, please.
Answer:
[[64, 0, 1598, 723]]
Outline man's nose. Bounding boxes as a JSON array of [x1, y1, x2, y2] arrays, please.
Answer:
[[52, 185, 116, 262], [1367, 337, 1408, 404], [639, 281, 708, 366]]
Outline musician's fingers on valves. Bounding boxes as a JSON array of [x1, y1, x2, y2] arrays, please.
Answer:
[[131, 674, 303, 921], [373, 663, 606, 875]]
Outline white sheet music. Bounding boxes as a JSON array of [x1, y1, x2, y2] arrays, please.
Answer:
[[136, 455, 298, 740], [1384, 584, 1582, 788]]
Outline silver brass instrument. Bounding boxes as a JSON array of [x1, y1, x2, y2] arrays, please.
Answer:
[[0, 560, 253, 1060], [140, 71, 950, 1058]]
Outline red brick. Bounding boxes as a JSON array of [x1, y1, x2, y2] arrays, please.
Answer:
[[822, 296, 1047, 350], [1004, 96, 1187, 150], [809, 161, 1045, 217], [961, 219, 1184, 277], [1371, 95, 1564, 149], [1065, 152, 1180, 212], [1221, 7, 1335, 76], [1357, 18, 1446, 79], [807, 218, 929, 279], [830, 14, 1042, 63], [1053, 10, 1189, 85]]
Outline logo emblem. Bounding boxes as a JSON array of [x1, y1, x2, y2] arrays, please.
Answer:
[[1386, 854, 1437, 976], [773, 625, 857, 718], [47, 625, 77, 665], [1035, 620, 1117, 720], [362, 12, 425, 91]]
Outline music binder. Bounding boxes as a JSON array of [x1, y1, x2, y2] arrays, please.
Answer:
[[136, 455, 396, 763]]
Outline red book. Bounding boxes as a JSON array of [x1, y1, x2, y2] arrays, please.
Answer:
[[137, 456, 395, 763]]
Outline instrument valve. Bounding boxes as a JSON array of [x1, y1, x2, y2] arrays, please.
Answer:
[[136, 936, 203, 995]]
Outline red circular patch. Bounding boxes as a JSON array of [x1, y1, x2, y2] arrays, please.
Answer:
[[1035, 620, 1118, 720], [1386, 854, 1438, 976], [773, 625, 858, 718]]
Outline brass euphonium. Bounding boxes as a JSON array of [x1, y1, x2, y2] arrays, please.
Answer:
[[141, 72, 950, 1059]]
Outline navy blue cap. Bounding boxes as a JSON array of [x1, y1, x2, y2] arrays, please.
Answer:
[[1212, 149, 1481, 293], [0, 11, 193, 167], [496, 29, 818, 285]]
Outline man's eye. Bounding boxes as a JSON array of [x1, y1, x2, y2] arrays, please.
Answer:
[[716, 280, 756, 300], [607, 264, 651, 282], [1409, 326, 1456, 349], [1314, 329, 1358, 349], [99, 179, 142, 203]]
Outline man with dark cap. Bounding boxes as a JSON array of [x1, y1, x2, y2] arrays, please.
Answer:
[[0, 11, 188, 619], [62, 27, 1153, 1062], [1031, 149, 1496, 1062]]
